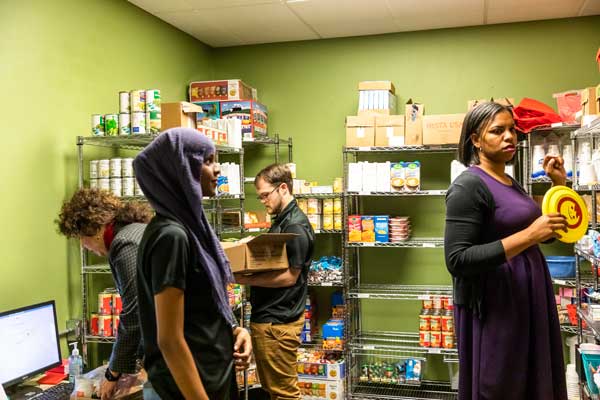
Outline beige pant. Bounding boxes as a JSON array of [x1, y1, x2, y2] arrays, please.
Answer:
[[251, 316, 304, 400]]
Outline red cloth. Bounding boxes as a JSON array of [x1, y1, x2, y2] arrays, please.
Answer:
[[512, 97, 563, 133], [103, 222, 116, 250]]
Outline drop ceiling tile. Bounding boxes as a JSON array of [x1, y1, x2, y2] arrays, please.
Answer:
[[127, 0, 195, 13], [286, 0, 394, 23], [186, 0, 280, 10], [155, 11, 244, 47], [387, 0, 484, 31], [579, 0, 600, 15], [487, 0, 584, 24]]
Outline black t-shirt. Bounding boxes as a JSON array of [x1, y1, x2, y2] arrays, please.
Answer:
[[250, 200, 315, 324], [136, 215, 234, 400]]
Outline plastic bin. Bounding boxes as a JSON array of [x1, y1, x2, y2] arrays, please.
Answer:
[[582, 352, 600, 394], [546, 256, 576, 278]]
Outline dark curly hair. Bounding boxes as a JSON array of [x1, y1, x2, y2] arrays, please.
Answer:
[[56, 188, 153, 237]]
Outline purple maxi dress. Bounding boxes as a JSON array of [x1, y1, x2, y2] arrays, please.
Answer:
[[455, 167, 567, 400]]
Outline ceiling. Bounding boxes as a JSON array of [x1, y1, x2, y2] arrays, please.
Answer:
[[127, 0, 600, 47]]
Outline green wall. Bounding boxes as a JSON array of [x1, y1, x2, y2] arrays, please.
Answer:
[[0, 0, 212, 352]]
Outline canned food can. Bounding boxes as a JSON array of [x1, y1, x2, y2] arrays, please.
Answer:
[[112, 293, 122, 315], [333, 198, 342, 214], [131, 112, 146, 135], [98, 159, 110, 178], [442, 312, 454, 333], [113, 315, 120, 337], [98, 292, 112, 315], [422, 299, 433, 310], [442, 332, 455, 349], [89, 160, 99, 179], [433, 296, 443, 310], [122, 177, 135, 197], [119, 91, 130, 114], [110, 158, 122, 178], [91, 114, 104, 136], [334, 214, 342, 230], [145, 89, 161, 112], [430, 331, 442, 348], [98, 178, 110, 191], [419, 330, 431, 348], [110, 178, 122, 197], [430, 312, 442, 332], [89, 314, 99, 336], [147, 111, 161, 134], [134, 179, 144, 197], [99, 315, 113, 337], [419, 309, 431, 331], [104, 114, 119, 136], [130, 90, 146, 113], [118, 113, 130, 136], [121, 158, 134, 177], [444, 296, 454, 311], [90, 178, 98, 189]]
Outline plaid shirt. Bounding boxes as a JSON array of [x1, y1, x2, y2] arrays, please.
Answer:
[[108, 223, 146, 374]]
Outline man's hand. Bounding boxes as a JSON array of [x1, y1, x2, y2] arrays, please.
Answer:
[[233, 327, 252, 371], [100, 377, 118, 400]]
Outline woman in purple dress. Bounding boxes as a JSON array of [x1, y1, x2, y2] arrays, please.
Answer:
[[445, 102, 569, 400]]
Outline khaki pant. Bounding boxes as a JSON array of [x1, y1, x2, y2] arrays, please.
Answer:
[[251, 316, 304, 400]]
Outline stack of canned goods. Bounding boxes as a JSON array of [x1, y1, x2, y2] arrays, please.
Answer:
[[89, 158, 143, 197], [89, 289, 122, 338], [91, 89, 161, 137], [418, 295, 455, 349]]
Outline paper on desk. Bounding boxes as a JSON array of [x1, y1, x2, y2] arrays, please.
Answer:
[[0, 384, 8, 400]]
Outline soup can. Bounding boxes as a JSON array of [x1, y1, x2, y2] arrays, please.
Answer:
[[110, 158, 122, 178], [98, 178, 110, 191], [430, 311, 442, 332], [121, 158, 134, 177], [419, 330, 431, 348], [118, 113, 130, 136], [442, 332, 455, 349], [433, 296, 443, 310], [442, 311, 454, 333], [98, 159, 110, 178], [419, 309, 431, 331], [89, 179, 98, 189], [89, 314, 99, 336], [130, 89, 146, 113], [122, 177, 135, 197], [91, 114, 104, 136], [145, 89, 161, 112], [422, 299, 433, 310], [132, 112, 146, 135], [99, 315, 113, 337], [112, 293, 122, 315], [119, 91, 130, 114], [104, 114, 119, 136], [113, 315, 120, 337], [98, 292, 112, 315], [89, 160, 99, 179], [134, 179, 144, 197], [110, 178, 122, 197], [431, 331, 442, 348], [147, 111, 161, 135]]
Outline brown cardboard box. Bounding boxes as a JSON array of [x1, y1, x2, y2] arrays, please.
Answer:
[[423, 114, 466, 145], [189, 79, 255, 102], [375, 115, 405, 146], [221, 233, 298, 274], [581, 87, 598, 116], [162, 102, 204, 130], [358, 81, 395, 94], [346, 116, 375, 147], [596, 84, 600, 113], [404, 100, 424, 145]]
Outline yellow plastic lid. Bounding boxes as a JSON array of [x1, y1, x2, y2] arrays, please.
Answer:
[[541, 185, 588, 243]]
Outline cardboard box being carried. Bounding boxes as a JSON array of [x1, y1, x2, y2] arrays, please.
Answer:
[[375, 115, 405, 146], [346, 116, 375, 147], [161, 102, 204, 131], [222, 233, 297, 274], [405, 100, 424, 145], [423, 114, 465, 145], [189, 79, 256, 103], [581, 87, 599, 116]]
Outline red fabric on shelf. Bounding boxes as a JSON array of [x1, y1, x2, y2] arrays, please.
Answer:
[[512, 97, 563, 133]]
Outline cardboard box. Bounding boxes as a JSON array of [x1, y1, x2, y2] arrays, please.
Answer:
[[596, 84, 600, 114], [346, 116, 375, 147], [297, 377, 345, 400], [298, 360, 346, 380], [375, 115, 405, 146], [405, 100, 424, 145], [161, 102, 204, 130], [423, 113, 465, 145], [358, 81, 395, 94], [189, 79, 254, 102], [221, 100, 268, 139], [581, 87, 598, 116], [358, 91, 397, 116], [193, 101, 221, 121], [221, 233, 297, 274]]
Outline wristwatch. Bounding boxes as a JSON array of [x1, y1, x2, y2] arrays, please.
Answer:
[[105, 367, 121, 382], [231, 322, 240, 332]]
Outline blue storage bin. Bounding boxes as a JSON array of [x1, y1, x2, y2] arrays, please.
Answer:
[[582, 352, 600, 394], [545, 256, 576, 278]]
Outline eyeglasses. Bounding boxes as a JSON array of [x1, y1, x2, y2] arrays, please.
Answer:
[[256, 184, 281, 201]]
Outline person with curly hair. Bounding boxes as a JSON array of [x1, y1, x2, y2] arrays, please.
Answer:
[[57, 188, 152, 399]]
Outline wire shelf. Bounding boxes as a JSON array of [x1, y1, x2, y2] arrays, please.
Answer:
[[300, 335, 345, 352], [560, 325, 580, 335], [577, 308, 600, 341], [344, 145, 457, 154], [348, 284, 453, 300], [528, 176, 572, 185], [295, 193, 343, 199], [308, 281, 344, 287], [576, 248, 600, 265], [572, 119, 600, 139], [552, 277, 596, 288], [85, 335, 116, 344], [83, 264, 111, 274], [350, 331, 457, 353], [203, 194, 244, 201], [346, 190, 447, 197], [530, 124, 581, 136], [350, 381, 457, 400], [574, 184, 600, 192], [78, 135, 242, 154], [243, 136, 289, 145], [314, 229, 343, 234], [346, 239, 444, 249]]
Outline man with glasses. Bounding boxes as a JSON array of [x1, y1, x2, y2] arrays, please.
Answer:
[[234, 163, 315, 400]]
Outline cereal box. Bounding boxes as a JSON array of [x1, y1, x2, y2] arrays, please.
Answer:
[[390, 162, 405, 192], [374, 216, 389, 243], [348, 215, 362, 242], [361, 216, 375, 242]]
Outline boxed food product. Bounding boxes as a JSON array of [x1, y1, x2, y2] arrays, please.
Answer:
[[348, 215, 362, 242], [221, 233, 297, 273], [358, 81, 395, 93], [376, 162, 391, 192], [346, 116, 375, 147], [297, 199, 308, 214], [358, 90, 397, 116], [333, 198, 342, 214], [374, 216, 389, 243], [221, 100, 268, 139], [322, 215, 334, 230], [189, 79, 255, 102], [307, 198, 322, 215], [422, 114, 465, 145], [297, 377, 344, 400], [194, 101, 221, 121], [161, 102, 204, 131], [322, 319, 344, 339], [308, 214, 322, 231], [390, 162, 405, 192], [297, 360, 346, 380], [375, 115, 405, 146], [405, 100, 424, 145], [404, 161, 421, 192], [361, 216, 375, 242], [581, 86, 599, 116], [323, 199, 334, 215], [334, 215, 342, 230]]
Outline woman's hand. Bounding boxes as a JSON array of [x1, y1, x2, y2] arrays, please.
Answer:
[[543, 155, 567, 186], [526, 213, 567, 243], [233, 327, 252, 371]]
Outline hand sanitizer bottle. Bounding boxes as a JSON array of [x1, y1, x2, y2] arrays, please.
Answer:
[[68, 342, 83, 384]]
